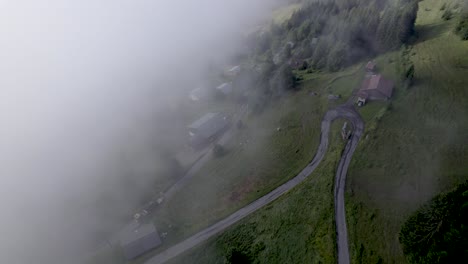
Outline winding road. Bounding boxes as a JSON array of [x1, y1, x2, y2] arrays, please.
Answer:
[[145, 105, 364, 264]]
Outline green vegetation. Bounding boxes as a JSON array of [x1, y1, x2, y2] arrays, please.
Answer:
[[441, 9, 453, 20], [326, 65, 365, 101], [455, 7, 468, 40], [167, 120, 348, 264], [399, 181, 468, 263], [398, 46, 416, 88], [255, 0, 419, 72], [346, 0, 468, 262]]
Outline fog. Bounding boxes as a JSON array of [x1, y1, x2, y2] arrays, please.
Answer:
[[0, 1, 280, 263]]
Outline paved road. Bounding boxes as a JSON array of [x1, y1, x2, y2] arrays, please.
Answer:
[[144, 105, 363, 264], [333, 106, 364, 264]]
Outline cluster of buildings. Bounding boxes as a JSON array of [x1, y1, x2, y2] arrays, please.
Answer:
[[189, 65, 240, 102], [116, 66, 238, 260], [187, 65, 242, 148], [116, 112, 233, 259]]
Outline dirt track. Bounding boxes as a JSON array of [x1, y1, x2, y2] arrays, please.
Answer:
[[145, 105, 363, 264]]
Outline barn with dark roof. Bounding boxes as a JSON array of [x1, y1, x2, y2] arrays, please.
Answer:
[[357, 74, 394, 106]]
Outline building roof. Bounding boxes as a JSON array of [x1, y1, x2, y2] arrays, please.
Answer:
[[188, 113, 228, 139], [216, 83, 232, 94], [229, 65, 240, 72], [120, 222, 159, 246], [189, 87, 209, 101], [360, 74, 394, 98], [226, 66, 241, 76]]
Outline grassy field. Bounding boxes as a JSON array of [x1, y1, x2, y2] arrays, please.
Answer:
[[144, 77, 331, 255], [166, 120, 347, 264], [346, 0, 468, 263], [295, 63, 365, 105]]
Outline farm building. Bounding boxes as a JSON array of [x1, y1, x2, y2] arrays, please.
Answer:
[[216, 82, 233, 95], [119, 222, 162, 260], [225, 65, 241, 77], [357, 74, 394, 106], [189, 87, 210, 102], [188, 113, 229, 148]]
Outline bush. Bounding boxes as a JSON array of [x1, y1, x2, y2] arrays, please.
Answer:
[[299, 60, 309, 70], [213, 143, 226, 157], [440, 3, 446, 11], [442, 9, 453, 20], [224, 249, 252, 264], [399, 181, 468, 263], [269, 65, 298, 94], [405, 64, 415, 82], [455, 14, 468, 40]]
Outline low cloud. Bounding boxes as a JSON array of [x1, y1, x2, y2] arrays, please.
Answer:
[[0, 1, 280, 263]]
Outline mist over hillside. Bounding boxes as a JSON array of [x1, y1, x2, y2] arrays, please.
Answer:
[[0, 1, 282, 263]]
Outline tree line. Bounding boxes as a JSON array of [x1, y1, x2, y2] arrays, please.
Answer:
[[399, 181, 468, 263], [247, 0, 419, 72]]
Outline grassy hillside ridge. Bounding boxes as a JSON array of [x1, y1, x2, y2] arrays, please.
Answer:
[[167, 120, 348, 264], [346, 0, 468, 263], [261, 0, 418, 72]]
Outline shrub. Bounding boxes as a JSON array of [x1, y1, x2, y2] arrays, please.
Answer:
[[455, 14, 468, 40], [399, 181, 468, 263], [442, 9, 453, 20], [225, 249, 252, 264], [299, 60, 309, 70], [213, 143, 226, 157]]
